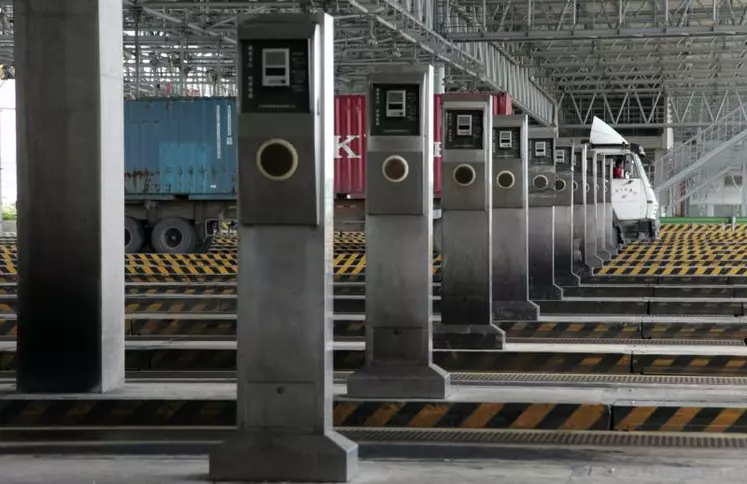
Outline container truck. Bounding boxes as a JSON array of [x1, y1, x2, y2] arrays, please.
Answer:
[[124, 94, 512, 253]]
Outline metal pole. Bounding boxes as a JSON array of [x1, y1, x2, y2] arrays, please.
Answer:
[[741, 155, 746, 217]]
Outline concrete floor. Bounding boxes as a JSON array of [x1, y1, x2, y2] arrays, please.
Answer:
[[1, 449, 746, 483]]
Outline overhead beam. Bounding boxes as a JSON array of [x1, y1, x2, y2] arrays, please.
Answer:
[[447, 26, 747, 42]]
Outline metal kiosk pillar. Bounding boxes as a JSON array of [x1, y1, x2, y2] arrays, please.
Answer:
[[347, 65, 450, 399], [528, 127, 563, 300], [210, 14, 358, 482], [554, 139, 579, 286], [491, 116, 539, 320], [570, 144, 592, 278], [585, 149, 605, 269], [435, 94, 504, 349], [594, 151, 612, 261]]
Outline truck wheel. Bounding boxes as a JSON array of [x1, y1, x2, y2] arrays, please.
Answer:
[[150, 217, 197, 253], [125, 217, 145, 253]]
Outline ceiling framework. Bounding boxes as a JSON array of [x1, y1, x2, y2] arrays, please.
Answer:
[[4, 0, 747, 133], [2, 0, 554, 124], [441, 0, 747, 131]]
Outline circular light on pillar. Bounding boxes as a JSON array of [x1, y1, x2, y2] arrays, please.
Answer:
[[453, 164, 476, 187], [382, 155, 409, 183], [533, 174, 549, 190], [572, 180, 579, 191], [256, 139, 299, 181], [554, 179, 567, 192], [585, 182, 590, 192], [496, 170, 515, 189]]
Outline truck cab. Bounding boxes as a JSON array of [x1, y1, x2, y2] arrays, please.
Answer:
[[588, 117, 660, 242]]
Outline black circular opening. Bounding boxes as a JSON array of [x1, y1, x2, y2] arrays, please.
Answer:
[[259, 143, 295, 179], [554, 179, 566, 191], [497, 172, 515, 189], [572, 180, 579, 191], [125, 228, 132, 246], [533, 175, 548, 190], [164, 227, 184, 249], [454, 165, 476, 186], [383, 158, 408, 181]]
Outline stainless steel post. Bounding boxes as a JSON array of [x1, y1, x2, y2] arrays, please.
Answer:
[[347, 65, 450, 399], [585, 150, 605, 269], [594, 151, 612, 261], [491, 115, 538, 320], [528, 127, 562, 300], [435, 93, 503, 349], [210, 14, 358, 482], [554, 138, 579, 286]]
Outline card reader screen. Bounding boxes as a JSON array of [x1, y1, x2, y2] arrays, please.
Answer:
[[370, 83, 421, 136], [240, 39, 311, 113]]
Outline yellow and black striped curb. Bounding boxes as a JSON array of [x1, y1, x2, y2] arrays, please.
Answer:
[[1, 319, 744, 342], [641, 323, 747, 340], [2, 398, 747, 433], [499, 322, 641, 339], [606, 259, 747, 268], [332, 401, 608, 430], [0, 254, 444, 276], [128, 319, 236, 336], [632, 354, 747, 375], [597, 266, 747, 276], [0, 400, 609, 430], [125, 300, 237, 314], [612, 255, 747, 263], [0, 349, 633, 374], [612, 406, 747, 432], [661, 224, 747, 232], [0, 347, 745, 376]]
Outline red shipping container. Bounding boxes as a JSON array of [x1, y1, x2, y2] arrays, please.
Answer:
[[334, 93, 512, 197]]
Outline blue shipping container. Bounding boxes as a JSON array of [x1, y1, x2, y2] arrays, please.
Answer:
[[124, 97, 238, 198]]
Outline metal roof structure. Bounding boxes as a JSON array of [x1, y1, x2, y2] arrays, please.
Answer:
[[4, 0, 747, 136]]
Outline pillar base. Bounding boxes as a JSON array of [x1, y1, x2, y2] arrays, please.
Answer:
[[530, 285, 564, 301], [493, 301, 539, 321], [209, 431, 358, 482], [596, 249, 612, 262], [347, 363, 451, 399], [432, 323, 506, 349], [573, 263, 593, 278], [555, 272, 581, 287]]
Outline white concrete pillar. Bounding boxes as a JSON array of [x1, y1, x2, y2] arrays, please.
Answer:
[[15, 0, 125, 392]]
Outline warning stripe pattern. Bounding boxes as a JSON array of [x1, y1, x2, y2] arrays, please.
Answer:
[[0, 349, 745, 376], [1, 399, 747, 433]]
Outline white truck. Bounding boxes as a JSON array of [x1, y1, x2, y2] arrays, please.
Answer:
[[589, 117, 660, 242]]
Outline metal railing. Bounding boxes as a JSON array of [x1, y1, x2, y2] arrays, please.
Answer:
[[654, 102, 747, 194]]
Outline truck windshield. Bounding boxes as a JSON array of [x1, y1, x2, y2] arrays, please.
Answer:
[[626, 155, 642, 179]]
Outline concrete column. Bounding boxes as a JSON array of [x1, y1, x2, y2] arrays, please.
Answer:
[[347, 65, 449, 399], [15, 0, 125, 392]]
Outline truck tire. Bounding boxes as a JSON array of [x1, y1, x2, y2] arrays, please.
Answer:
[[125, 217, 145, 253], [150, 217, 197, 253]]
